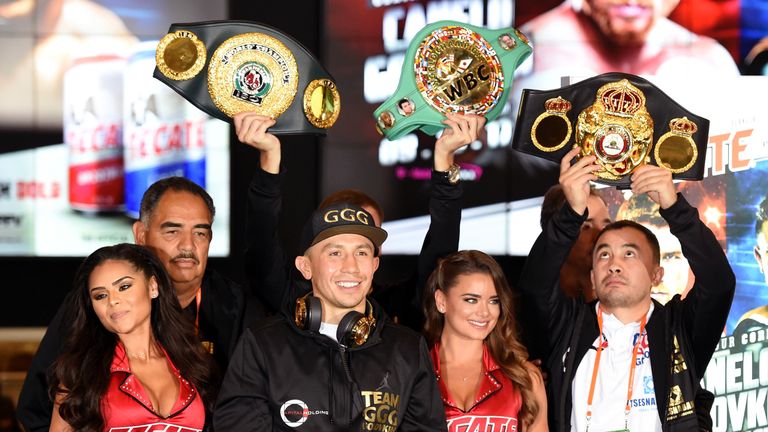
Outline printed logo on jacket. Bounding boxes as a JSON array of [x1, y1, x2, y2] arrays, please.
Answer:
[[279, 399, 329, 427], [361, 390, 401, 431], [361, 373, 402, 432]]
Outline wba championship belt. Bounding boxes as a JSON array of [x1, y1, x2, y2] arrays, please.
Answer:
[[154, 20, 340, 134], [512, 72, 710, 188], [374, 21, 532, 140]]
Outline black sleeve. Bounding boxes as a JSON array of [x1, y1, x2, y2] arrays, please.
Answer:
[[517, 203, 585, 361], [202, 273, 248, 369], [373, 172, 462, 330], [244, 167, 290, 314], [661, 193, 736, 376], [213, 328, 273, 431], [16, 293, 74, 432], [399, 337, 449, 432], [416, 171, 463, 299]]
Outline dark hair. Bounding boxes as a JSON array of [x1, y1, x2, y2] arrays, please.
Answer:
[[319, 189, 384, 224], [423, 250, 539, 427], [756, 196, 768, 236], [615, 193, 666, 228], [540, 184, 605, 229], [597, 220, 661, 264], [139, 177, 215, 225], [49, 244, 217, 431]]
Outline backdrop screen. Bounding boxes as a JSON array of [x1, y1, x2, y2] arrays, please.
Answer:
[[0, 0, 231, 257]]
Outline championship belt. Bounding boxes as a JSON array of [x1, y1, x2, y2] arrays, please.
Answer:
[[154, 20, 340, 134], [374, 21, 532, 140], [512, 72, 709, 188]]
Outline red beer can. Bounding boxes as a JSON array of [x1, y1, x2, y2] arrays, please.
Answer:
[[65, 54, 126, 213]]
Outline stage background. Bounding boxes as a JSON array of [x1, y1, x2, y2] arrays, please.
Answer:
[[1, 0, 768, 430]]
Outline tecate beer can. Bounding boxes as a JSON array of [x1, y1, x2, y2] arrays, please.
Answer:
[[123, 41, 207, 219], [65, 54, 127, 213]]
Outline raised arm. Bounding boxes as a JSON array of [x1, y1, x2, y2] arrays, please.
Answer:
[[517, 147, 598, 358], [633, 165, 736, 375], [416, 114, 486, 301], [238, 112, 290, 313]]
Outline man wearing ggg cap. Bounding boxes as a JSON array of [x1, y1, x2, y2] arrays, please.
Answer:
[[214, 203, 447, 431], [236, 111, 484, 330]]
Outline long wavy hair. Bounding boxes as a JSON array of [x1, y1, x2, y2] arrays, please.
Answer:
[[423, 250, 540, 427], [49, 243, 218, 431]]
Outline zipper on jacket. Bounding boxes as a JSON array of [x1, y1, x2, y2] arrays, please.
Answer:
[[562, 346, 570, 373], [339, 345, 355, 382], [328, 346, 335, 424], [339, 345, 354, 425]]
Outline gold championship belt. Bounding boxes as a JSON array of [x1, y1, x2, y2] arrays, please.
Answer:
[[512, 72, 709, 188], [154, 21, 340, 134]]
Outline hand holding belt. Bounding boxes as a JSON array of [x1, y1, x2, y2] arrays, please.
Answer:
[[374, 21, 532, 140], [512, 72, 710, 188], [154, 20, 340, 134]]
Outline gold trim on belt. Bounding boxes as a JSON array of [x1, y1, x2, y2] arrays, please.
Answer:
[[156, 30, 207, 81]]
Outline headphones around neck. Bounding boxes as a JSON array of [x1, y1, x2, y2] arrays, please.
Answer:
[[294, 293, 376, 347]]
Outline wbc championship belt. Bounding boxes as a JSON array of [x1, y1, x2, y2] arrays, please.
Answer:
[[512, 72, 710, 188], [154, 20, 340, 134], [374, 21, 532, 140]]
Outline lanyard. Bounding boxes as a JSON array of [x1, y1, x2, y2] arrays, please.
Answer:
[[194, 288, 202, 336], [194, 288, 214, 355], [585, 305, 648, 432]]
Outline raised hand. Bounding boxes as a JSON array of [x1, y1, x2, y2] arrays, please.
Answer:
[[630, 165, 677, 209], [234, 112, 281, 174], [434, 113, 486, 171], [559, 146, 599, 215]]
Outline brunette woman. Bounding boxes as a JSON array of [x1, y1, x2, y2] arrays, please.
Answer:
[[424, 250, 548, 431], [49, 244, 216, 432]]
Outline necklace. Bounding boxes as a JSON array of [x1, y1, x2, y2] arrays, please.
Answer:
[[125, 341, 159, 361], [457, 368, 483, 382], [126, 351, 150, 361]]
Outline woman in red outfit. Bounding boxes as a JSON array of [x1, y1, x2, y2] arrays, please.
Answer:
[[49, 244, 216, 432], [424, 250, 548, 431]]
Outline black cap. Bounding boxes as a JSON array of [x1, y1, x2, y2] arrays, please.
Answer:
[[299, 203, 388, 255]]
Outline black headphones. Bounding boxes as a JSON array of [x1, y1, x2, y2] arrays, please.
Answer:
[[294, 293, 376, 347]]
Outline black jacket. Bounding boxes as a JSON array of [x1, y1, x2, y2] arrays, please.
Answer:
[[244, 167, 462, 329], [213, 299, 448, 431], [16, 269, 246, 432], [518, 194, 735, 432]]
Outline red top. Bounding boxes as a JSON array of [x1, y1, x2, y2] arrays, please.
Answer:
[[101, 343, 205, 432], [430, 343, 521, 432]]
